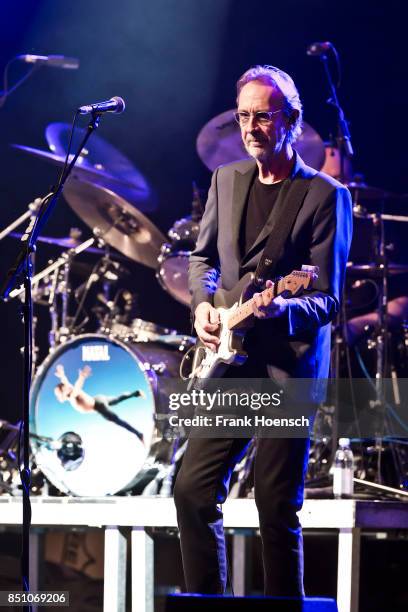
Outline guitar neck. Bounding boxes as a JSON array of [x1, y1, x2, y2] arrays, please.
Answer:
[[227, 278, 285, 330]]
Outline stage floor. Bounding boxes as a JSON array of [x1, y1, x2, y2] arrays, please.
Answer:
[[1, 496, 407, 612]]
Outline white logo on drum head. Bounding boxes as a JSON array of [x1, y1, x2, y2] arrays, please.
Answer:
[[82, 345, 110, 362]]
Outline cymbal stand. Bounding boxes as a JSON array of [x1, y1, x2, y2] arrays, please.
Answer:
[[7, 237, 97, 301], [55, 254, 72, 345], [69, 236, 110, 334], [47, 267, 60, 349], [0, 199, 44, 370], [365, 212, 407, 493], [0, 198, 42, 242], [370, 213, 389, 483]]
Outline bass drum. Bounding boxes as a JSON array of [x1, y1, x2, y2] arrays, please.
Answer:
[[30, 333, 183, 496]]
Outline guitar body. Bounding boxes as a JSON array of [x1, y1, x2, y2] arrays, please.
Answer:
[[213, 271, 257, 310], [191, 274, 256, 381], [189, 267, 318, 384]]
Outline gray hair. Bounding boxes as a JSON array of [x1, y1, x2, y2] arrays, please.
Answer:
[[236, 65, 303, 144]]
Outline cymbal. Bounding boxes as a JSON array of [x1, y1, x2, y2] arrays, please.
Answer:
[[196, 109, 326, 171], [347, 181, 398, 201], [12, 143, 153, 210], [62, 178, 165, 268], [346, 262, 408, 277], [44, 122, 155, 211]]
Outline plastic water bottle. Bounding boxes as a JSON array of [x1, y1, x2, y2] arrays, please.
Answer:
[[333, 438, 354, 499]]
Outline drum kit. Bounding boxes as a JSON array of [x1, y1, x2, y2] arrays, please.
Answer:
[[1, 111, 408, 499]]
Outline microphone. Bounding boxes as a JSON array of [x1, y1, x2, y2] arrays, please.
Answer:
[[17, 54, 79, 69], [306, 41, 332, 56], [78, 96, 125, 115]]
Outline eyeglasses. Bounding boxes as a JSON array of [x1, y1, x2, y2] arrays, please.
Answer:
[[233, 109, 282, 126]]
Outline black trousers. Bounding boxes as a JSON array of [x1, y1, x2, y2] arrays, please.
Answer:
[[174, 343, 312, 596], [174, 434, 309, 596]]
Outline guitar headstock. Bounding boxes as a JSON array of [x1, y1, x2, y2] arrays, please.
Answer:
[[280, 266, 319, 296]]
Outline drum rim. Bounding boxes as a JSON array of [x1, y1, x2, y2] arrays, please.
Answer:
[[130, 318, 179, 337]]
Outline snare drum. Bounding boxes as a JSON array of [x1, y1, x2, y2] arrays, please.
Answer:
[[157, 216, 200, 306], [30, 333, 185, 496]]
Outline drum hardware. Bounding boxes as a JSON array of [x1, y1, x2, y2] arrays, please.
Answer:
[[0, 197, 43, 243], [20, 314, 40, 374], [135, 438, 187, 497], [157, 183, 203, 306], [346, 262, 408, 277], [48, 252, 72, 348], [108, 317, 191, 345], [0, 420, 20, 494], [159, 439, 187, 498], [196, 109, 326, 171], [8, 235, 117, 360], [0, 420, 49, 496], [7, 236, 97, 301], [95, 290, 129, 332], [304, 43, 408, 496], [323, 208, 408, 495], [308, 40, 357, 485], [70, 248, 128, 336], [9, 228, 109, 255], [321, 140, 353, 182]]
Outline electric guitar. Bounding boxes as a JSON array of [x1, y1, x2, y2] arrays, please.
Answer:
[[189, 265, 318, 384]]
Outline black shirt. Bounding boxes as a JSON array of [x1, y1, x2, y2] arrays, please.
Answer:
[[240, 177, 283, 257]]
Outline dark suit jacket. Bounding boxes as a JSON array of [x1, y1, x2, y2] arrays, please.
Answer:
[[189, 154, 353, 380]]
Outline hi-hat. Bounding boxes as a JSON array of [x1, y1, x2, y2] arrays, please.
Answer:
[[62, 178, 165, 269], [196, 110, 326, 171]]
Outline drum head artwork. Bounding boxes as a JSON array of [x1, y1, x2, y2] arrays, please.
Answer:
[[30, 335, 156, 496]]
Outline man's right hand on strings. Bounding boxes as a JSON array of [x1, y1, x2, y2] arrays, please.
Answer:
[[194, 302, 220, 352]]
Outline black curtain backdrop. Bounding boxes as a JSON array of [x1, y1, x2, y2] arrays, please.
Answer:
[[0, 0, 406, 421]]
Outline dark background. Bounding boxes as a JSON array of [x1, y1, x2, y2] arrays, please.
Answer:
[[0, 0, 407, 423]]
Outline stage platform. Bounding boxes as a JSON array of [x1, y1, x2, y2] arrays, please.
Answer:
[[0, 496, 407, 612]]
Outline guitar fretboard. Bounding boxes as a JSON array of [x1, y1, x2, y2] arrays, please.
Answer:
[[227, 278, 285, 330]]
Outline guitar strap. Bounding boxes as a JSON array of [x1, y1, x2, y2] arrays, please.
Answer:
[[253, 174, 314, 286]]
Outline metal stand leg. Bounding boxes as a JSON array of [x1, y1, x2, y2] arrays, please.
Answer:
[[232, 533, 250, 596], [131, 527, 154, 612], [29, 530, 41, 612], [103, 526, 127, 612], [337, 527, 361, 612]]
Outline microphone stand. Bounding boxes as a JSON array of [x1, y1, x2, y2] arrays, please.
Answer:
[[0, 112, 101, 606], [317, 46, 355, 470], [318, 47, 354, 177]]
